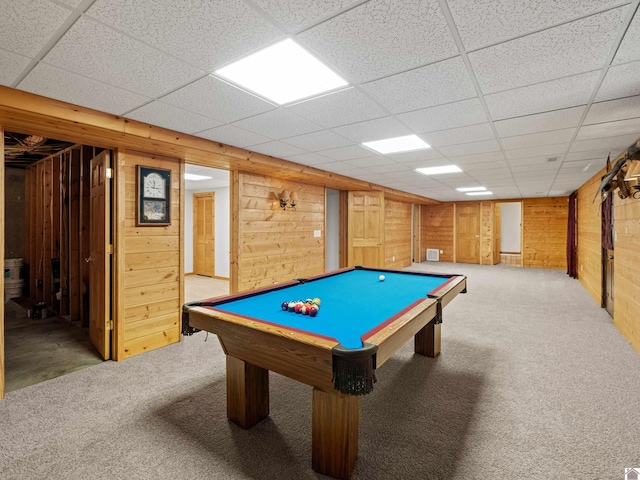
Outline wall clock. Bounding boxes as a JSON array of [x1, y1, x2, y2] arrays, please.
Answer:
[[136, 166, 171, 226]]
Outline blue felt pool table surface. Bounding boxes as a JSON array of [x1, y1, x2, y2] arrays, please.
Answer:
[[207, 269, 453, 349]]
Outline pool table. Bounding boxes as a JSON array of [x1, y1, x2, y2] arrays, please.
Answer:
[[184, 266, 466, 479]]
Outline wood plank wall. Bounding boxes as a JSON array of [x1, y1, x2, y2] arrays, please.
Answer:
[[420, 203, 455, 262], [384, 199, 413, 269], [1, 125, 5, 400], [120, 150, 182, 359], [236, 172, 325, 292], [612, 191, 640, 354], [420, 198, 567, 268], [480, 201, 496, 265], [522, 197, 568, 269], [576, 170, 605, 304], [24, 145, 92, 317]]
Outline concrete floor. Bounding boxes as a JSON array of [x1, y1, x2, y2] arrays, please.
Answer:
[[3, 275, 229, 393]]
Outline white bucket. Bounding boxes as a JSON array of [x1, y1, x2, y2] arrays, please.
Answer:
[[4, 258, 24, 280], [4, 278, 24, 302]]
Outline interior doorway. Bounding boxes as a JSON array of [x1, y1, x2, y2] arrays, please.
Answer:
[[184, 165, 230, 301], [498, 202, 523, 267], [3, 132, 107, 394]]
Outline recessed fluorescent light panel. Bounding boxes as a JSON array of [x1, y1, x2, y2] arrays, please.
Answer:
[[466, 191, 493, 196], [215, 39, 348, 105], [363, 135, 431, 154], [184, 173, 212, 181], [415, 165, 462, 175], [456, 187, 486, 192]]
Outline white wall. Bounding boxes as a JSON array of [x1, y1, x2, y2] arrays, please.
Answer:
[[184, 186, 230, 278], [500, 202, 522, 253], [326, 189, 340, 272]]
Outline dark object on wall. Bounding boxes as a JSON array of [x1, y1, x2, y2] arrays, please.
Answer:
[[566, 192, 577, 279]]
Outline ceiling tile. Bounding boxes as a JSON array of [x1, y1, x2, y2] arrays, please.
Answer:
[[249, 141, 306, 158], [285, 88, 386, 128], [595, 61, 640, 102], [386, 149, 444, 164], [18, 63, 151, 115], [319, 145, 373, 161], [508, 155, 562, 167], [564, 149, 613, 162], [500, 128, 576, 150], [398, 158, 453, 170], [439, 139, 501, 157], [196, 124, 273, 147], [232, 109, 322, 139], [283, 130, 353, 151], [86, 0, 283, 71], [422, 123, 496, 147], [43, 17, 204, 98], [449, 151, 506, 165], [362, 57, 477, 114], [253, 0, 361, 33], [584, 95, 640, 125], [469, 7, 627, 94], [57, 0, 84, 7], [505, 143, 568, 160], [448, 0, 623, 50], [0, 0, 72, 57], [576, 117, 640, 142], [297, 0, 457, 83], [0, 49, 31, 86], [161, 76, 276, 123], [284, 152, 335, 166], [569, 133, 639, 153], [126, 101, 222, 134], [316, 161, 360, 172], [485, 71, 600, 120], [494, 106, 585, 137], [368, 163, 411, 174], [331, 116, 411, 143], [344, 156, 394, 168], [612, 7, 640, 64], [461, 160, 509, 171], [397, 98, 487, 133]]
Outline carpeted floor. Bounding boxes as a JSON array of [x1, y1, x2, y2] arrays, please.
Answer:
[[1, 262, 638, 479]]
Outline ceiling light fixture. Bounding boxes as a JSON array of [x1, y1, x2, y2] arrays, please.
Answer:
[[466, 191, 493, 196], [363, 135, 431, 154], [456, 186, 486, 192], [215, 39, 348, 105], [184, 173, 212, 181], [415, 165, 462, 175]]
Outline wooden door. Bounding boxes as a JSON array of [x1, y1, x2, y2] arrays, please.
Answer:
[[456, 203, 480, 264], [89, 150, 111, 360], [493, 203, 501, 265], [347, 191, 384, 267], [1, 126, 5, 399], [193, 192, 215, 277]]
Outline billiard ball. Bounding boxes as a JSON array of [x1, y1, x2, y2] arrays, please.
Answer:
[[379, 275, 385, 282], [294, 303, 303, 314], [312, 297, 321, 306], [281, 301, 289, 311], [301, 305, 308, 315], [309, 305, 318, 317], [288, 301, 296, 312]]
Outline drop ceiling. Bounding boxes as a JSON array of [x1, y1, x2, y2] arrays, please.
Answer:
[[2, 0, 639, 201]]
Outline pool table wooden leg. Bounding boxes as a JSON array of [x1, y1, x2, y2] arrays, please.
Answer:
[[311, 387, 359, 480], [415, 320, 441, 357], [226, 355, 269, 429]]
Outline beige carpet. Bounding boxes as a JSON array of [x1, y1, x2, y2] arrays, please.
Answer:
[[1, 263, 639, 479]]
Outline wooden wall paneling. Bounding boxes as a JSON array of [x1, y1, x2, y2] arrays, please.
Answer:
[[522, 197, 568, 269], [612, 195, 640, 354], [480, 201, 495, 265], [420, 203, 455, 262], [179, 159, 185, 337], [576, 170, 606, 305], [24, 166, 33, 298], [493, 202, 501, 265], [339, 191, 348, 268], [35, 161, 45, 303], [1, 125, 5, 400], [43, 158, 53, 307], [384, 199, 412, 269], [121, 150, 181, 359], [413, 204, 422, 263], [59, 151, 69, 315], [113, 148, 125, 360], [237, 173, 325, 291], [230, 170, 240, 294]]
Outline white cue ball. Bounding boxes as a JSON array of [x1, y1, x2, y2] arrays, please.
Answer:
[[379, 274, 385, 281]]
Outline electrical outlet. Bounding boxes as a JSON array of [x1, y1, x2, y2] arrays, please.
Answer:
[[314, 230, 321, 238], [440, 250, 443, 254], [392, 256, 395, 262]]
